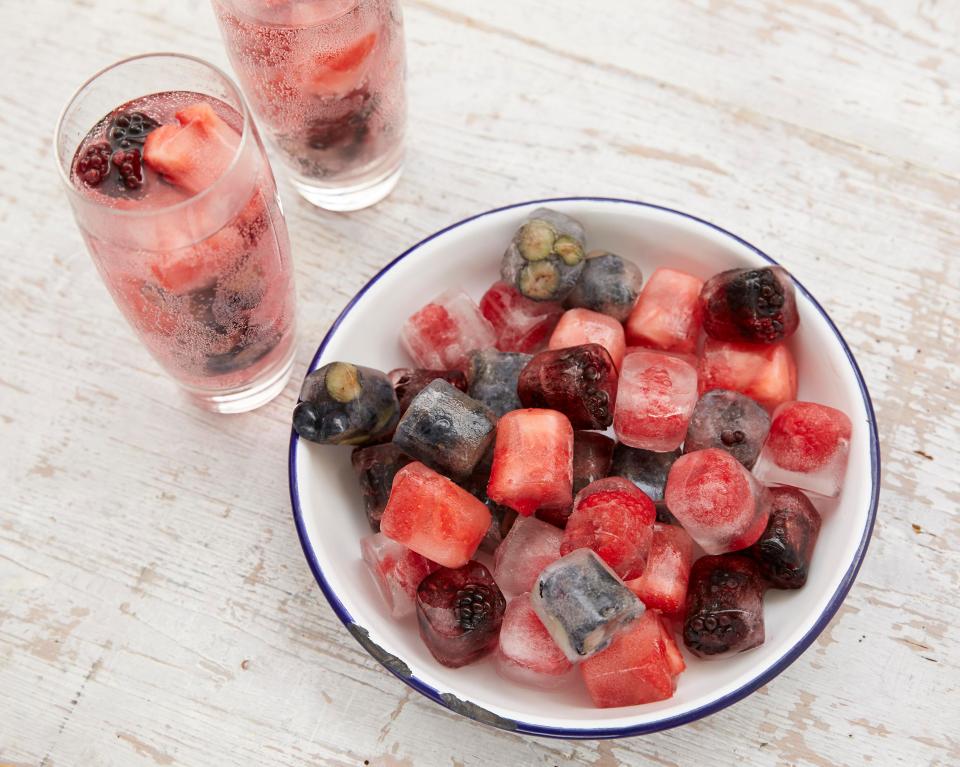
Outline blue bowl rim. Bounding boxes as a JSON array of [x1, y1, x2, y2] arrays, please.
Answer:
[[287, 196, 881, 739]]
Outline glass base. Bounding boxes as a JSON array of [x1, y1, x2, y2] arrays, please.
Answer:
[[291, 159, 403, 211], [183, 342, 296, 414]]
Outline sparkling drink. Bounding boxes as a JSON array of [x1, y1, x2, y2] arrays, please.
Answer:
[[212, 0, 406, 210], [57, 55, 296, 412]]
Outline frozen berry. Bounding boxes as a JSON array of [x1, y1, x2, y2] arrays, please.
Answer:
[[455, 584, 498, 631], [683, 554, 765, 657], [76, 141, 112, 187], [108, 110, 160, 150], [748, 487, 821, 589], [700, 266, 799, 344], [111, 148, 144, 190]]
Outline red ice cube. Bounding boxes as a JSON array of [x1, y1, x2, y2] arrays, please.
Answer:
[[626, 523, 696, 616], [548, 308, 626, 370], [479, 281, 563, 353], [380, 462, 492, 568], [625, 268, 704, 355], [401, 290, 496, 370], [496, 592, 573, 688], [360, 533, 439, 618], [698, 338, 797, 412]]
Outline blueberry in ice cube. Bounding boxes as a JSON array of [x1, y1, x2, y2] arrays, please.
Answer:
[[388, 367, 468, 415], [684, 389, 770, 469], [501, 208, 587, 302], [564, 251, 643, 321], [748, 486, 821, 589], [466, 349, 531, 418], [608, 443, 680, 505]]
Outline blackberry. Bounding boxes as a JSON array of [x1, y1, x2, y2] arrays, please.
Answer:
[[454, 584, 495, 631], [108, 111, 160, 151], [76, 142, 112, 187]]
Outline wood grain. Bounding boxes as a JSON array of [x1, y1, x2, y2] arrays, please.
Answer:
[[1, 0, 958, 765]]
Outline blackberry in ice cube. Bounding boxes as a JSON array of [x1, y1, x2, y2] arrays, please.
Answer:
[[351, 443, 414, 531], [293, 362, 399, 446], [684, 389, 770, 469], [564, 251, 643, 321], [748, 487, 821, 589], [700, 266, 799, 345], [466, 349, 531, 418], [388, 367, 468, 415], [501, 209, 586, 302]]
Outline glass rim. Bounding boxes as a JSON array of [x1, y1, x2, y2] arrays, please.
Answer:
[[54, 51, 253, 220], [213, 0, 359, 30]]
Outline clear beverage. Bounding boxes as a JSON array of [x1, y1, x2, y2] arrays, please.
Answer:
[[212, 0, 406, 210], [56, 54, 297, 413]]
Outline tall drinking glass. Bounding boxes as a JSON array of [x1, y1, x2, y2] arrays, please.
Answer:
[[211, 0, 406, 211], [56, 54, 297, 413]]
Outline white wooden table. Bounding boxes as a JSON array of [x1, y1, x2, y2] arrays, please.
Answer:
[[2, 1, 958, 764]]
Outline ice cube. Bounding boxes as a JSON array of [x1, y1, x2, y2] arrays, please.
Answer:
[[700, 266, 799, 345], [380, 462, 492, 568], [493, 515, 564, 596], [360, 533, 439, 618], [389, 367, 468, 415], [500, 208, 587, 302], [625, 267, 704, 354], [416, 561, 506, 667], [682, 554, 765, 658], [496, 592, 574, 688], [548, 308, 626, 370], [466, 349, 531, 418], [293, 362, 399, 446], [517, 343, 618, 430], [487, 409, 574, 516], [535, 431, 614, 528], [392, 379, 496, 479], [747, 487, 821, 588], [753, 401, 852, 497], [401, 289, 496, 370], [458, 445, 519, 554], [351, 443, 414, 531], [608, 443, 680, 506], [531, 548, 644, 662], [684, 389, 770, 469], [561, 477, 656, 580], [564, 251, 643, 322], [664, 448, 771, 554], [698, 338, 797, 412], [613, 351, 698, 451], [479, 281, 563, 353], [626, 523, 696, 615]]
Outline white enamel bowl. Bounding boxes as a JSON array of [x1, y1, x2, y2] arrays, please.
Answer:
[[288, 198, 880, 738]]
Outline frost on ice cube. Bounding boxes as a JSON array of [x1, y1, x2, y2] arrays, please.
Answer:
[[496, 592, 573, 688], [500, 208, 587, 302], [564, 251, 643, 322], [401, 289, 496, 370], [466, 349, 531, 418], [684, 389, 770, 469]]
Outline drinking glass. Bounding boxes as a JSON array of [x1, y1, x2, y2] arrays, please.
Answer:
[[56, 53, 297, 413], [211, 0, 406, 211]]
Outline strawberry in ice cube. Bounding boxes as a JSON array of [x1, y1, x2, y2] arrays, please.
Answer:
[[517, 343, 618, 430], [380, 462, 491, 568], [748, 487, 821, 588], [698, 338, 797, 412], [466, 349, 531, 417], [626, 523, 696, 616], [684, 389, 770, 469], [564, 251, 644, 322], [665, 448, 771, 554], [580, 609, 680, 707], [351, 443, 414, 531], [613, 351, 698, 452], [625, 267, 704, 355], [479, 281, 563, 353], [683, 554, 765, 658], [493, 515, 564, 596], [700, 266, 799, 345], [548, 308, 626, 370], [416, 561, 506, 667], [360, 533, 439, 618], [487, 409, 574, 517], [561, 477, 656, 581], [496, 592, 574, 688], [388, 367, 468, 415], [753, 401, 852, 497], [401, 290, 496, 370], [501, 208, 587, 302]]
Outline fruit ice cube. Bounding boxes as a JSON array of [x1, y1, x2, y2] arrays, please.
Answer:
[[458, 446, 519, 554], [532, 548, 644, 662], [698, 338, 797, 412], [380, 462, 492, 568], [561, 477, 656, 580], [684, 389, 770, 469], [658, 612, 687, 676], [466, 349, 531, 418], [613, 351, 698, 451], [625, 268, 704, 355], [351, 444, 414, 531], [665, 448, 771, 554], [497, 592, 574, 688], [753, 401, 852, 497], [361, 533, 439, 618], [143, 102, 240, 196], [580, 610, 677, 707], [608, 443, 680, 506], [564, 251, 643, 322], [548, 308, 626, 371], [493, 515, 564, 596], [626, 523, 696, 615], [501, 208, 587, 302], [293, 362, 399, 446], [700, 266, 799, 345], [416, 561, 506, 667], [683, 554, 765, 658], [389, 368, 468, 415], [401, 290, 496, 370], [487, 409, 574, 516], [517, 343, 618, 430], [392, 379, 496, 479], [303, 31, 377, 97], [748, 487, 821, 588], [535, 431, 614, 528], [479, 281, 563, 353]]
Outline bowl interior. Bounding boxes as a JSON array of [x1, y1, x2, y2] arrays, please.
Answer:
[[291, 199, 877, 736]]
